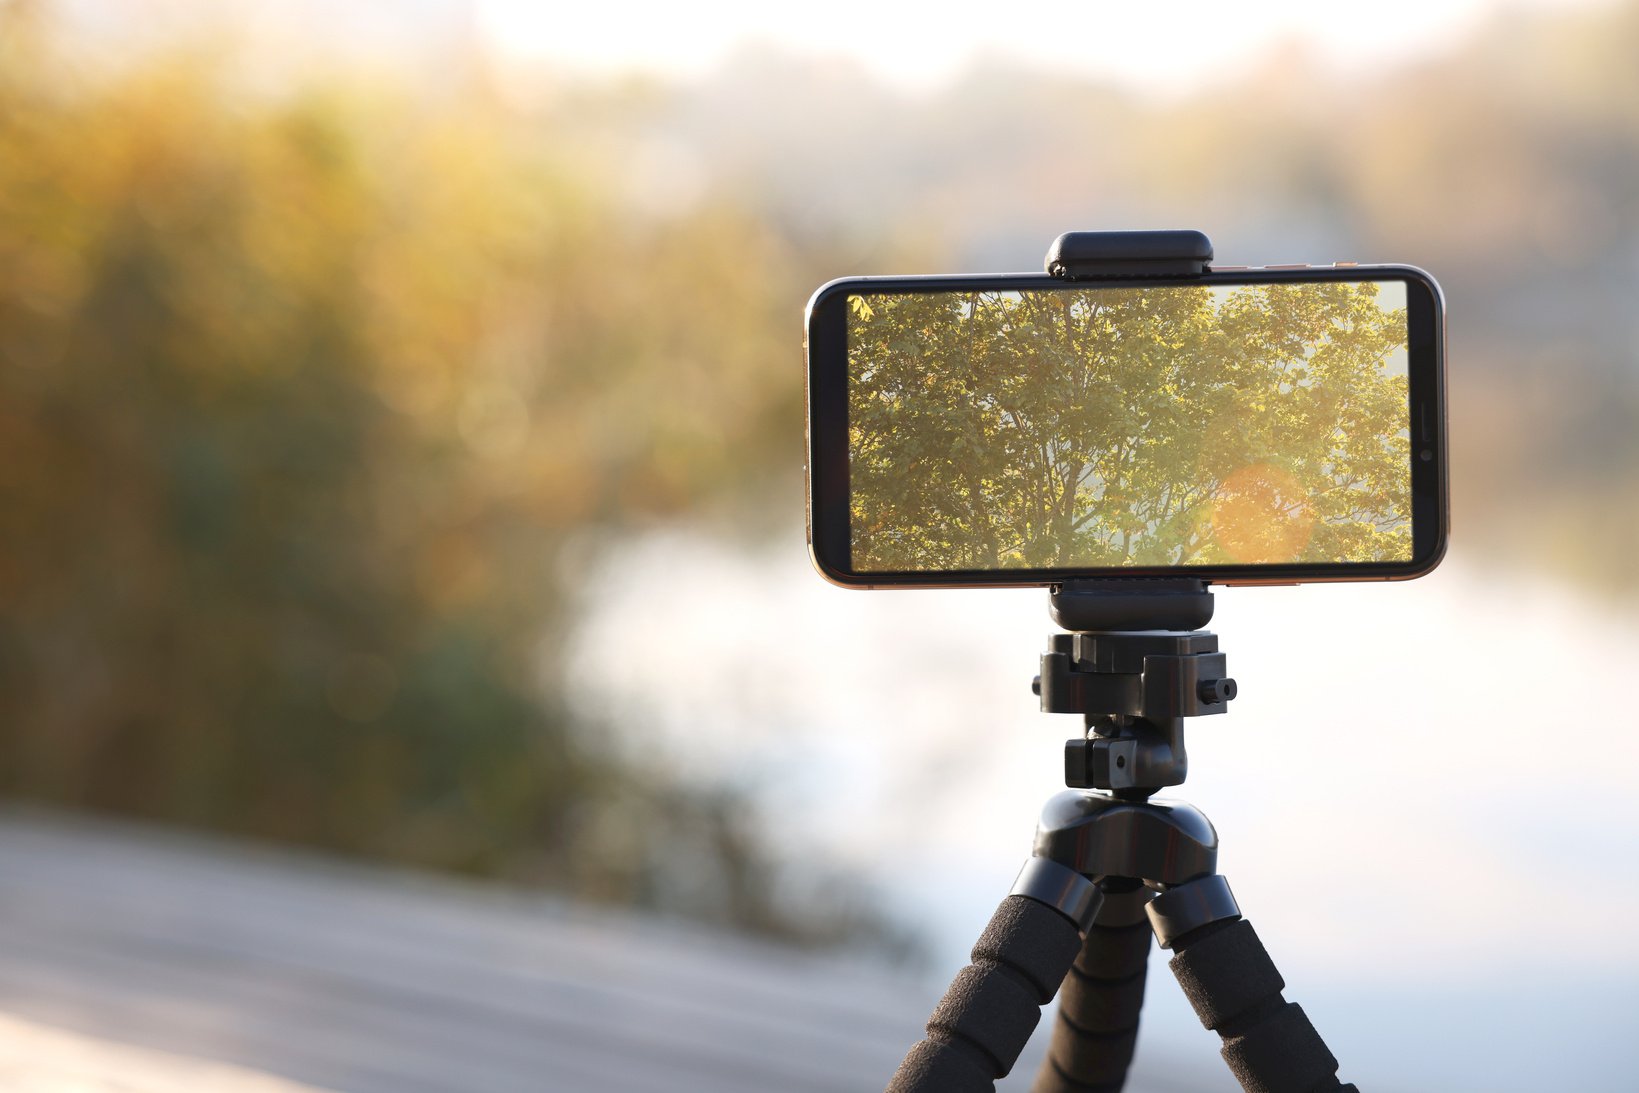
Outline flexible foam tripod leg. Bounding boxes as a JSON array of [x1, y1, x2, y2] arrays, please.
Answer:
[[887, 893, 1086, 1092], [1030, 881, 1152, 1093], [1155, 876, 1358, 1093]]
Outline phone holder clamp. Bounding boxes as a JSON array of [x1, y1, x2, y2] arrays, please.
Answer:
[[1044, 228, 1213, 280]]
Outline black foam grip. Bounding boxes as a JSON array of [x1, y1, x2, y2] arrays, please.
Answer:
[[888, 1038, 994, 1093], [1032, 918, 1152, 1092], [1031, 1028, 1137, 1093], [887, 895, 1083, 1092], [1221, 1003, 1338, 1093], [973, 893, 1088, 1000], [1168, 919, 1348, 1093], [930, 963, 1044, 1073], [1073, 919, 1152, 983], [1169, 919, 1285, 1031]]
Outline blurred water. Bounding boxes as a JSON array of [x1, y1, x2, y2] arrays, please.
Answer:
[[569, 531, 1639, 1092]]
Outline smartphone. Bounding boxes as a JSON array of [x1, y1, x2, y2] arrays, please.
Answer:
[[805, 265, 1446, 588]]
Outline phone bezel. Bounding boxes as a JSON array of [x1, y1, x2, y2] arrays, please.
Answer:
[[805, 265, 1448, 589]]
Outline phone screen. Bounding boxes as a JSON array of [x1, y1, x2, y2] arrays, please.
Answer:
[[842, 280, 1415, 573]]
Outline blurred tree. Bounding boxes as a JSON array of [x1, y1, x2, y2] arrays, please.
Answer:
[[0, 4, 906, 948]]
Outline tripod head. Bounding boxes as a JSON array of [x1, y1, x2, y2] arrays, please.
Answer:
[[1035, 579, 1236, 797]]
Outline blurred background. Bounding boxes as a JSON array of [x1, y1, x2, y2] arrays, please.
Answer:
[[1, 0, 1637, 1089]]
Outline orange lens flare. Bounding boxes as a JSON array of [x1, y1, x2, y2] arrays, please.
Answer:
[[1209, 463, 1317, 564]]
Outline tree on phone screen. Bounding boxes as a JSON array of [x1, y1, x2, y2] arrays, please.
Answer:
[[846, 282, 1411, 571]]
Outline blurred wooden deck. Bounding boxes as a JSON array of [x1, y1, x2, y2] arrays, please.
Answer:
[[0, 811, 1201, 1092], [0, 810, 940, 1091]]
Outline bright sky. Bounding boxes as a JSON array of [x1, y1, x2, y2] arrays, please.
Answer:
[[475, 0, 1613, 91]]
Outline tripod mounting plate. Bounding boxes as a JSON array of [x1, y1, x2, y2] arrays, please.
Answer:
[[1033, 790, 1217, 886], [1039, 630, 1230, 720]]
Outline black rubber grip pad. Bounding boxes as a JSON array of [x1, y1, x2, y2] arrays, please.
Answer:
[[1073, 920, 1153, 983], [1169, 919, 1285, 1031], [886, 1037, 996, 1093], [929, 964, 1043, 1074], [1220, 1003, 1339, 1093], [974, 895, 1085, 1000]]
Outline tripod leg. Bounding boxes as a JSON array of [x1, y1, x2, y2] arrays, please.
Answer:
[[1149, 875, 1359, 1093], [887, 859, 1100, 1093], [1031, 879, 1152, 1093]]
